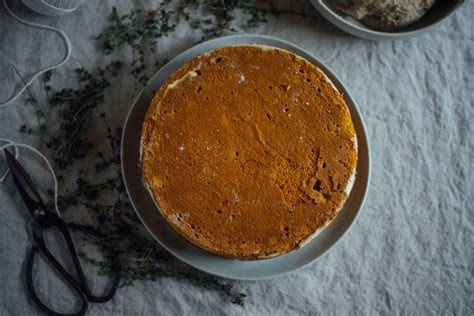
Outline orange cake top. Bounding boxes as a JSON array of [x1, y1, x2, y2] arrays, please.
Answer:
[[140, 45, 357, 259]]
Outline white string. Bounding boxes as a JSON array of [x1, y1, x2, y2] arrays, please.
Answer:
[[0, 139, 61, 218], [0, 0, 72, 108], [0, 1, 73, 217]]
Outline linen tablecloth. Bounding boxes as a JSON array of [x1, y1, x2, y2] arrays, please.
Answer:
[[0, 0, 472, 314]]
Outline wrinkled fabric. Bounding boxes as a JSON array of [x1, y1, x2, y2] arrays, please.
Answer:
[[0, 0, 472, 315]]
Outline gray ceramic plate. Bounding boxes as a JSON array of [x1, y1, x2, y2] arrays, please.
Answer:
[[121, 34, 370, 280], [311, 0, 464, 40]]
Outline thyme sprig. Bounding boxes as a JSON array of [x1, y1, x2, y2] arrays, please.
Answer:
[[45, 62, 121, 169], [11, 66, 47, 134], [33, 0, 318, 306]]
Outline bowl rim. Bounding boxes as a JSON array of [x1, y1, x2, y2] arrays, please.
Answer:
[[311, 0, 465, 40]]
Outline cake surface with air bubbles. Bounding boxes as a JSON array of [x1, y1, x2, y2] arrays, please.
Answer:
[[140, 45, 358, 259]]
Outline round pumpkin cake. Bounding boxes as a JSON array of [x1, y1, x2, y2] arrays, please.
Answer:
[[140, 45, 357, 259]]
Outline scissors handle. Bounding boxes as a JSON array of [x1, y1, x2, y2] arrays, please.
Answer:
[[26, 244, 89, 316], [26, 213, 121, 315]]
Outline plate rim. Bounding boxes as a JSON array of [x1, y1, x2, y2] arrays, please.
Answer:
[[121, 34, 371, 280]]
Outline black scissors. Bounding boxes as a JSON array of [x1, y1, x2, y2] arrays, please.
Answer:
[[4, 149, 121, 316]]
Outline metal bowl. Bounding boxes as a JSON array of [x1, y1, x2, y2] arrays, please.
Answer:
[[310, 0, 465, 40]]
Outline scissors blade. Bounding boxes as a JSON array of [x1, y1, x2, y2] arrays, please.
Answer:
[[4, 149, 47, 219]]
